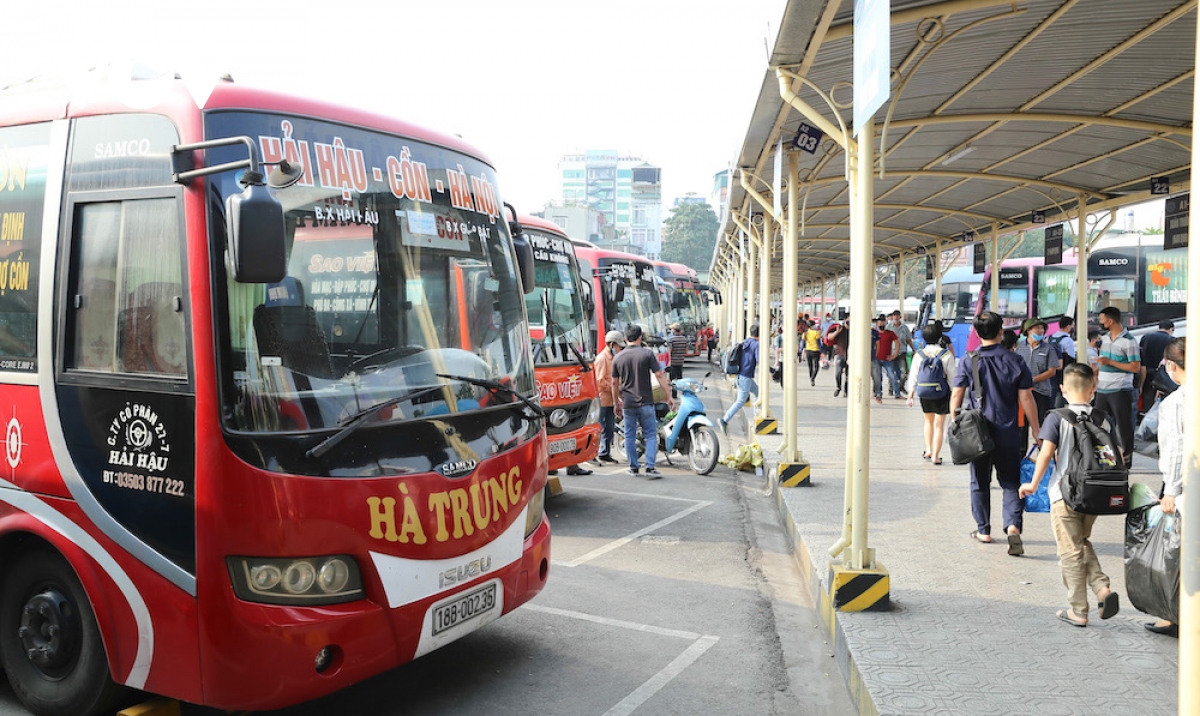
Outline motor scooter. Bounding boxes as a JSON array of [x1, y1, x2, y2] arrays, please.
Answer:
[[616, 372, 721, 475]]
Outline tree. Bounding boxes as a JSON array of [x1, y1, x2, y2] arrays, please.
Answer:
[[660, 202, 719, 269]]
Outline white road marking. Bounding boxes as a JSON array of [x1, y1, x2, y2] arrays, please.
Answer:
[[554, 500, 713, 568], [602, 635, 720, 716], [522, 604, 720, 716], [566, 485, 711, 503]]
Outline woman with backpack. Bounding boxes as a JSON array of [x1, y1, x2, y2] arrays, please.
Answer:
[[906, 324, 957, 464]]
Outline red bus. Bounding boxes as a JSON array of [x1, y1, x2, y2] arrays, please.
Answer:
[[572, 242, 670, 368], [0, 72, 549, 714], [654, 261, 706, 356], [519, 215, 599, 472]]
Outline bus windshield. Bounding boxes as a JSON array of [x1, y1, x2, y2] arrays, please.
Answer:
[[524, 229, 588, 364], [207, 112, 534, 433], [602, 259, 663, 336]]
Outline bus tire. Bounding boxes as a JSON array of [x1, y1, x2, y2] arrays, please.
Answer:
[[0, 547, 126, 716]]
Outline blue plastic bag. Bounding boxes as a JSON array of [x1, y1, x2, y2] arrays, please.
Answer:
[[1021, 447, 1054, 513]]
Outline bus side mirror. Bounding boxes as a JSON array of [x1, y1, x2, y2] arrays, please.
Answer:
[[226, 184, 287, 283], [609, 282, 625, 304], [580, 278, 595, 318], [511, 231, 536, 295]]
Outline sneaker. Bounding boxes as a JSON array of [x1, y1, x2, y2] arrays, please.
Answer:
[[644, 467, 661, 479], [834, 389, 840, 397], [718, 418, 728, 435], [626, 467, 640, 476], [597, 455, 618, 464]]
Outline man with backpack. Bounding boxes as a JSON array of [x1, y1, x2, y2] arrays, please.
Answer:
[[718, 324, 759, 436], [1019, 363, 1124, 627], [906, 324, 956, 464]]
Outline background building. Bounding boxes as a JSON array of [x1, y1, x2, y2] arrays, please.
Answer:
[[558, 150, 661, 257]]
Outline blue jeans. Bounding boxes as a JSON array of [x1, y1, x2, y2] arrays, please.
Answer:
[[623, 404, 658, 469], [722, 374, 759, 424], [873, 359, 901, 398], [598, 405, 616, 457]]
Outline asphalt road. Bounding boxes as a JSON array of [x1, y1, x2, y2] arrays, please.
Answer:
[[0, 362, 856, 716]]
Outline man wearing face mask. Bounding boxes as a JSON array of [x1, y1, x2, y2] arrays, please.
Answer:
[[1015, 318, 1062, 438], [1094, 306, 1140, 469]]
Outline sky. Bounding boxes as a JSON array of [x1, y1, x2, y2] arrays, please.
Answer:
[[4, 0, 788, 216]]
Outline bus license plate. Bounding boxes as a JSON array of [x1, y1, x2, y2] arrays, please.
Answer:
[[432, 583, 497, 636], [548, 437, 576, 455]]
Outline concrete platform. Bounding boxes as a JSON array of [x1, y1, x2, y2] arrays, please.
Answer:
[[707, 358, 1179, 716]]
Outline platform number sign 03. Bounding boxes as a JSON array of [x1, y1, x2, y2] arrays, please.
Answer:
[[792, 122, 823, 154]]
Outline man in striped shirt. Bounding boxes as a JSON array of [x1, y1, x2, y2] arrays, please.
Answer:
[[1094, 306, 1140, 469]]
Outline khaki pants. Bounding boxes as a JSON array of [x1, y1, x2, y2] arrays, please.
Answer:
[[1051, 500, 1111, 617]]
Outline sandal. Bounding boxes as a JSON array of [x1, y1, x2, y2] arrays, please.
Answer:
[[922, 451, 931, 460], [969, 530, 993, 544], [1097, 591, 1120, 620], [1056, 609, 1087, 627], [933, 458, 943, 465], [1007, 532, 1024, 556]]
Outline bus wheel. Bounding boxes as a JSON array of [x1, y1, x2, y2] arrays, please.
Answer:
[[0, 548, 125, 716]]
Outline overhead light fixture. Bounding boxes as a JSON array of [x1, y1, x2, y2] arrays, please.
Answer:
[[941, 144, 975, 166]]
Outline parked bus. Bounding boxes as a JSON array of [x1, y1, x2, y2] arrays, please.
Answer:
[[915, 266, 984, 356], [519, 215, 600, 472], [573, 242, 669, 367], [654, 260, 706, 356], [968, 232, 1188, 349], [0, 72, 550, 715]]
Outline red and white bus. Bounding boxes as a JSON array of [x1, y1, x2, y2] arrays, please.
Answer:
[[519, 215, 599, 472], [654, 261, 706, 356], [573, 242, 669, 367], [0, 72, 550, 714]]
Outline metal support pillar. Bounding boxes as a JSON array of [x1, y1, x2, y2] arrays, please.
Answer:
[[847, 118, 875, 570], [1075, 201, 1089, 343], [757, 216, 776, 430], [897, 252, 906, 323], [780, 151, 802, 465], [934, 239, 944, 321], [990, 224, 1000, 309], [1181, 19, 1200, 705]]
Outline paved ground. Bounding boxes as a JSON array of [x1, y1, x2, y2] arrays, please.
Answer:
[[709, 357, 1179, 716]]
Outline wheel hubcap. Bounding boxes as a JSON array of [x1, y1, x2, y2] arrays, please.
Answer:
[[18, 588, 79, 676]]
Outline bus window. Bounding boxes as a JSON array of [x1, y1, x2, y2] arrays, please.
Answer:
[[994, 286, 1028, 323], [1089, 277, 1136, 324], [1036, 266, 1073, 319], [69, 198, 186, 376]]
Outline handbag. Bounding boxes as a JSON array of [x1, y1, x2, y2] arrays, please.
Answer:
[[947, 353, 995, 465], [1021, 446, 1053, 513]]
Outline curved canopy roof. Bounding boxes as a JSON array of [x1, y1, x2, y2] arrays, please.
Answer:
[[713, 0, 1195, 285]]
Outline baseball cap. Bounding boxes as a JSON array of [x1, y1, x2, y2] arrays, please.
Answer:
[[605, 330, 626, 346], [1022, 317, 1048, 332]]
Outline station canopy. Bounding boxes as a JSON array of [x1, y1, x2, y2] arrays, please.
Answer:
[[714, 0, 1195, 285]]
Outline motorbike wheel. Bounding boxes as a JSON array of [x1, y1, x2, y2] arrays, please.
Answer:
[[687, 425, 721, 475]]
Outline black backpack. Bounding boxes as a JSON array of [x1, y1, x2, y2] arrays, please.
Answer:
[[723, 341, 744, 374], [1053, 408, 1130, 515]]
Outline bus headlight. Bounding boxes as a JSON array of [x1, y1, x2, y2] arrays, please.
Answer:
[[525, 487, 546, 538], [228, 555, 364, 605], [585, 398, 600, 425]]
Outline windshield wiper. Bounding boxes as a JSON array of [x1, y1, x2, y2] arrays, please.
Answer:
[[435, 374, 546, 421], [305, 385, 446, 460], [541, 293, 590, 372]]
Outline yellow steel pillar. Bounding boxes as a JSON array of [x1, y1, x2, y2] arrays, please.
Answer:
[[778, 150, 808, 483], [1181, 19, 1200, 706], [830, 116, 888, 611], [757, 215, 778, 434], [1075, 203, 1089, 346], [934, 239, 944, 321]]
